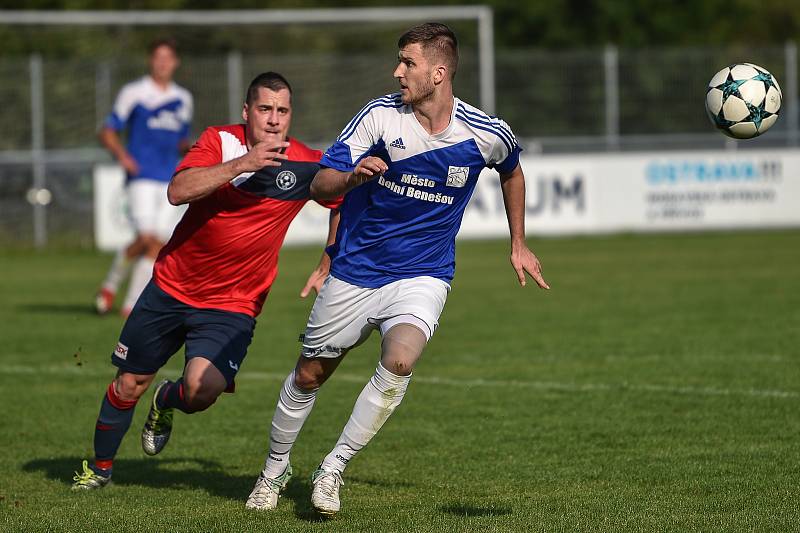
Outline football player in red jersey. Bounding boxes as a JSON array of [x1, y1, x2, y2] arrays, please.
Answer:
[[72, 72, 341, 490]]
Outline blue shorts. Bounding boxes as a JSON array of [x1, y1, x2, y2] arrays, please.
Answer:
[[111, 281, 255, 387]]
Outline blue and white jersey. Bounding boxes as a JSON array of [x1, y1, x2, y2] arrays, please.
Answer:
[[321, 93, 521, 288], [105, 76, 193, 183]]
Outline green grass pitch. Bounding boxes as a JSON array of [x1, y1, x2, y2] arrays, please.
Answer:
[[1, 231, 798, 532]]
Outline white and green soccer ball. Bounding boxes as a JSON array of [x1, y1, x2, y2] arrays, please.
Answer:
[[705, 63, 782, 139]]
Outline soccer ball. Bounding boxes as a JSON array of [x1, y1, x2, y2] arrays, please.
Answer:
[[705, 63, 782, 139]]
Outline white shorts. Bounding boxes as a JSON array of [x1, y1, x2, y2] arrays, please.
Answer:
[[301, 275, 451, 359], [127, 179, 186, 241]]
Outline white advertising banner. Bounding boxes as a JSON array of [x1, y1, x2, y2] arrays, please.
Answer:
[[93, 164, 134, 251], [94, 149, 800, 250], [461, 148, 800, 236]]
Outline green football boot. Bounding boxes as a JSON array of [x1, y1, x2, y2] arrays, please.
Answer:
[[141, 379, 174, 456]]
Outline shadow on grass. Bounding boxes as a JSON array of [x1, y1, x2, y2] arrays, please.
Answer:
[[18, 303, 99, 316], [282, 476, 331, 522], [279, 472, 418, 522], [440, 503, 513, 517], [23, 456, 252, 501]]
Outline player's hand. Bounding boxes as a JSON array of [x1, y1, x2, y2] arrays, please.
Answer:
[[348, 156, 388, 188], [510, 243, 550, 289], [300, 265, 328, 298], [237, 141, 290, 173], [120, 153, 140, 175]]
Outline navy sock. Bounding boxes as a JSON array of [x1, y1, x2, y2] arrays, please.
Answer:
[[157, 378, 193, 414], [93, 382, 138, 472]]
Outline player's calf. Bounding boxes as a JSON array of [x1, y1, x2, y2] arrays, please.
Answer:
[[180, 382, 222, 413], [140, 376, 223, 456], [141, 360, 228, 456], [73, 374, 151, 490], [180, 358, 228, 413]]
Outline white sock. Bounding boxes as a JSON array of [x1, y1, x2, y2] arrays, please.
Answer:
[[320, 363, 410, 474], [122, 257, 154, 311], [101, 249, 132, 293], [263, 370, 318, 479]]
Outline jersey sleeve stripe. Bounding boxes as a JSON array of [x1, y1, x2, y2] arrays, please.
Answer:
[[338, 102, 405, 143], [456, 103, 517, 148], [338, 94, 400, 132], [456, 103, 517, 142], [454, 112, 512, 154], [338, 95, 395, 138], [456, 104, 516, 148], [337, 93, 403, 142], [337, 95, 402, 142], [457, 106, 517, 150]]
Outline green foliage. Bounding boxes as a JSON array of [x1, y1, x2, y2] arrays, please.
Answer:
[[1, 232, 799, 531], [3, 0, 800, 53]]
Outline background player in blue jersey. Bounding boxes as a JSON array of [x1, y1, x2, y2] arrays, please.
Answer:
[[246, 23, 549, 515], [95, 38, 193, 317]]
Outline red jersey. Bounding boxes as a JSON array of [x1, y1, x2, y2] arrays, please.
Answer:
[[153, 124, 340, 317]]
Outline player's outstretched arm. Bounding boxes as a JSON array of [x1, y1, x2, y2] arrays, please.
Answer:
[[168, 141, 289, 205], [310, 156, 388, 200], [99, 127, 139, 176], [499, 164, 550, 289], [300, 209, 341, 298]]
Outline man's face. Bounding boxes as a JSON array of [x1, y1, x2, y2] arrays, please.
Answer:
[[149, 45, 179, 83], [393, 43, 436, 105], [242, 87, 292, 147]]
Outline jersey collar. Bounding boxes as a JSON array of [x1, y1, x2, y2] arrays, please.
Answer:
[[409, 96, 457, 141], [146, 75, 175, 94]]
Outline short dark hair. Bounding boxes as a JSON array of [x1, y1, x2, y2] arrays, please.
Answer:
[[398, 22, 459, 79], [148, 37, 179, 56], [246, 72, 293, 104]]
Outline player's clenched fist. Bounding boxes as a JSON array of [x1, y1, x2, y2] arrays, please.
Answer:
[[348, 156, 388, 188], [237, 141, 290, 173]]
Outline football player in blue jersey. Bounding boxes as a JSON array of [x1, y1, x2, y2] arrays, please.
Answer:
[[95, 38, 193, 317], [246, 22, 549, 515]]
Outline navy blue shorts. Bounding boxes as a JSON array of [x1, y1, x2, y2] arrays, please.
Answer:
[[111, 281, 255, 387]]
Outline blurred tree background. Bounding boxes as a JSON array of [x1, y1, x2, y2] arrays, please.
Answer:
[[0, 0, 796, 149], [2, 0, 800, 56]]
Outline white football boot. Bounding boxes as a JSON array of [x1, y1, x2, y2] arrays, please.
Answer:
[[245, 464, 293, 511], [311, 467, 344, 516]]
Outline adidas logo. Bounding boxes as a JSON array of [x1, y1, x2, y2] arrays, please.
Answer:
[[389, 137, 406, 149]]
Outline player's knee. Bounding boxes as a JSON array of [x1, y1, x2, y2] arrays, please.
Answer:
[[294, 366, 320, 390], [294, 362, 330, 391], [114, 373, 150, 401], [384, 358, 413, 377]]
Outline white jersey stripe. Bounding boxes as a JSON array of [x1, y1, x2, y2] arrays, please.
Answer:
[[337, 94, 403, 142], [454, 112, 512, 153], [456, 103, 516, 148]]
